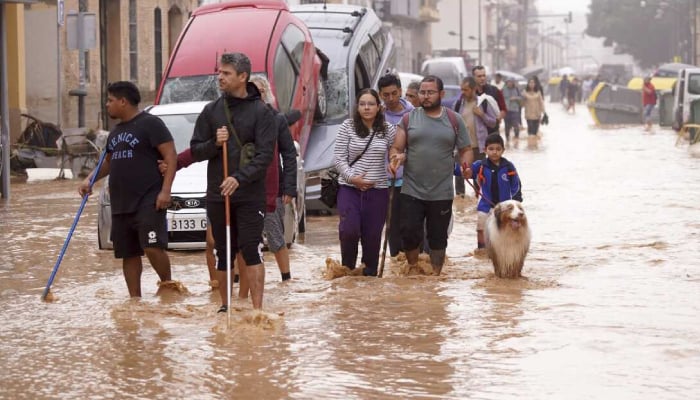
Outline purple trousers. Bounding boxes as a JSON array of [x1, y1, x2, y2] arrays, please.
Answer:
[[337, 185, 389, 276]]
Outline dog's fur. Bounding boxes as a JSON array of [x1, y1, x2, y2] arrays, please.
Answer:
[[485, 200, 531, 278]]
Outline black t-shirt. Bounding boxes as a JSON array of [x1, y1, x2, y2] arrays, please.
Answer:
[[107, 112, 174, 214]]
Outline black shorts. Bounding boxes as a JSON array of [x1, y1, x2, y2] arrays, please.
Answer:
[[399, 194, 453, 251], [208, 199, 266, 270], [111, 207, 167, 259]]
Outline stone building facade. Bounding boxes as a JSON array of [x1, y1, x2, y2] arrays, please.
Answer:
[[9, 0, 198, 142]]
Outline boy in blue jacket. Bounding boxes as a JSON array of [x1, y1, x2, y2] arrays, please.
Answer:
[[469, 133, 522, 256]]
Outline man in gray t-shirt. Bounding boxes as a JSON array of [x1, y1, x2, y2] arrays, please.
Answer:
[[389, 75, 473, 275]]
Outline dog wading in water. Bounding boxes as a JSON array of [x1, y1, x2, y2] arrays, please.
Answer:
[[485, 200, 531, 278]]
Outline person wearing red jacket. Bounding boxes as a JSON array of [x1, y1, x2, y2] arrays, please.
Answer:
[[642, 76, 657, 132]]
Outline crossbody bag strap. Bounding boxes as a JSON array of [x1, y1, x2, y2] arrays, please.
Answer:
[[222, 97, 243, 148], [348, 129, 376, 167]]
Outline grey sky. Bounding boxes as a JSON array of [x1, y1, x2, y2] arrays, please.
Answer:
[[537, 0, 591, 14]]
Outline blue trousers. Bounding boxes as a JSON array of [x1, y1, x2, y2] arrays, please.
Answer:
[[337, 185, 389, 276]]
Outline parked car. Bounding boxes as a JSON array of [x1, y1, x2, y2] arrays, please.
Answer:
[[155, 0, 325, 169], [97, 101, 306, 250], [420, 57, 468, 87], [397, 72, 423, 90], [672, 67, 700, 131], [654, 62, 697, 78], [291, 4, 395, 212]]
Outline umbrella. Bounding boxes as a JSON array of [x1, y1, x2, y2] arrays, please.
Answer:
[[519, 65, 545, 79]]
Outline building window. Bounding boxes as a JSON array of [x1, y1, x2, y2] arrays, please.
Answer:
[[129, 0, 138, 81], [154, 8, 162, 88]]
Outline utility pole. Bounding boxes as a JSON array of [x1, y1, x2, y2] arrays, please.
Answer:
[[478, 0, 482, 64], [459, 0, 463, 56], [57, 0, 64, 129], [518, 0, 528, 68]]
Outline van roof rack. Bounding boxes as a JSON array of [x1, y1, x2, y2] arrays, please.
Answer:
[[299, 8, 366, 47]]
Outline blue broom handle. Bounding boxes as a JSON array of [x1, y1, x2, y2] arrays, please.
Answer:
[[42, 150, 108, 300]]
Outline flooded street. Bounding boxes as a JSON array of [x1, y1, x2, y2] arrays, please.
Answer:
[[1, 105, 699, 399]]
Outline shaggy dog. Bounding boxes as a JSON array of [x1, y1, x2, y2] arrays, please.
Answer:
[[485, 200, 531, 278]]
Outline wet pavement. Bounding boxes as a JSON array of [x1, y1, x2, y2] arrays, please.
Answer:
[[1, 105, 699, 399]]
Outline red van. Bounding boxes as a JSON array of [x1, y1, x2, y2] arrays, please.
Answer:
[[155, 0, 326, 158]]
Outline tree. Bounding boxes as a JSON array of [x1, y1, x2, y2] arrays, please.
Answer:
[[586, 0, 692, 68]]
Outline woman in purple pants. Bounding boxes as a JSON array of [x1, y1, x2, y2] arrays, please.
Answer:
[[333, 88, 396, 276]]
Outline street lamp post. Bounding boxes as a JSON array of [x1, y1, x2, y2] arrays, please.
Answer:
[[459, 0, 463, 56], [478, 0, 482, 65]]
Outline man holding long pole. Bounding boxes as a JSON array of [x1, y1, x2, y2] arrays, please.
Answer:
[[191, 53, 276, 312]]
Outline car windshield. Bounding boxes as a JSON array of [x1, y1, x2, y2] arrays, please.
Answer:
[[160, 75, 220, 104], [156, 113, 199, 153], [307, 33, 351, 123], [159, 73, 267, 104]]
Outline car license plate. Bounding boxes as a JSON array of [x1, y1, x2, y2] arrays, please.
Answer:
[[168, 215, 207, 231]]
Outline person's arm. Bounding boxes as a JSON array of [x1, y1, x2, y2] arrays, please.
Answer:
[[277, 115, 297, 199], [388, 120, 407, 176], [333, 120, 354, 181], [496, 89, 507, 119], [177, 148, 194, 170], [539, 93, 546, 115], [78, 153, 112, 196], [510, 166, 523, 202], [232, 104, 275, 186], [479, 101, 498, 128], [455, 117, 473, 177], [156, 140, 177, 210], [190, 104, 221, 162]]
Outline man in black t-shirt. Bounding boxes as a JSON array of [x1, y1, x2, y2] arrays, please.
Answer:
[[191, 53, 276, 311], [79, 81, 178, 298]]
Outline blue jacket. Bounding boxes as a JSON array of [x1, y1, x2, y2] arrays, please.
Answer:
[[470, 157, 522, 213]]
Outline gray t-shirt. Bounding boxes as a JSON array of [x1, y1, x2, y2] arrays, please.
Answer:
[[402, 108, 471, 201]]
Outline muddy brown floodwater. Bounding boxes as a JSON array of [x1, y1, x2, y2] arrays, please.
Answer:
[[1, 106, 699, 399]]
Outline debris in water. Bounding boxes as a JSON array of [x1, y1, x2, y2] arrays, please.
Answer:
[[391, 253, 438, 276], [156, 280, 190, 295], [243, 310, 281, 330], [42, 291, 57, 302], [323, 258, 364, 279]]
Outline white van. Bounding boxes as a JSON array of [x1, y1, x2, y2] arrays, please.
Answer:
[[672, 67, 700, 130], [420, 57, 468, 87]]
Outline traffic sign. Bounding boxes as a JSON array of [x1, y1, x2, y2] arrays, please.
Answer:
[[58, 0, 64, 26]]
